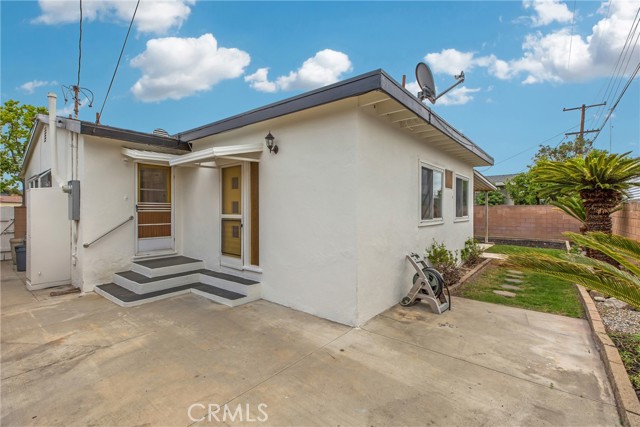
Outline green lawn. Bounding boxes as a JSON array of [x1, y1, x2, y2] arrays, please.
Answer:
[[485, 244, 567, 259], [458, 245, 583, 318]]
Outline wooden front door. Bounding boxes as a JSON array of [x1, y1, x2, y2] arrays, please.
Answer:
[[221, 165, 242, 265], [136, 164, 173, 254]]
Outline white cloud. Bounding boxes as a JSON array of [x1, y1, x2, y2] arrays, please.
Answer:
[[245, 49, 352, 93], [33, 0, 194, 35], [425, 49, 477, 75], [437, 87, 482, 106], [404, 81, 481, 106], [423, 0, 640, 85], [130, 33, 250, 102], [59, 96, 90, 117], [244, 68, 277, 93], [405, 81, 421, 97], [523, 0, 574, 27], [19, 80, 57, 94]]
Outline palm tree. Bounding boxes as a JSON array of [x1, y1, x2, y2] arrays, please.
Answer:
[[509, 232, 640, 309], [532, 151, 640, 262], [550, 196, 586, 233]]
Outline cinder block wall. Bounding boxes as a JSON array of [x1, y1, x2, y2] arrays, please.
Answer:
[[612, 201, 640, 241], [474, 205, 581, 241]]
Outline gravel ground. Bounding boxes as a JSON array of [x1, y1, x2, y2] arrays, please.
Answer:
[[595, 300, 640, 335]]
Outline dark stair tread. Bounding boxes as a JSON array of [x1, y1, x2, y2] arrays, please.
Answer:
[[97, 282, 244, 303], [200, 270, 260, 285], [115, 269, 199, 283], [134, 256, 202, 269], [192, 284, 244, 300], [115, 269, 259, 285]]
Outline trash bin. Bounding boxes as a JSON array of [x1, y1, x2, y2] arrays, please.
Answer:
[[10, 238, 25, 265], [15, 245, 26, 272]]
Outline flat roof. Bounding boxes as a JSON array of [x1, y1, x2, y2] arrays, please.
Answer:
[[20, 115, 190, 177], [175, 69, 493, 166]]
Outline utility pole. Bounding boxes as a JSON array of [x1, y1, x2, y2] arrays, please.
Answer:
[[563, 102, 606, 138]]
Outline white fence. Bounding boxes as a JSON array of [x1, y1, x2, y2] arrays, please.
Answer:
[[0, 206, 15, 261]]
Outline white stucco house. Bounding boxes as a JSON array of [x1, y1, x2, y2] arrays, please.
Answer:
[[21, 69, 493, 326]]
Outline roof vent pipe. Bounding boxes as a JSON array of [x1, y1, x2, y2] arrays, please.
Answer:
[[153, 128, 170, 137], [47, 92, 64, 189]]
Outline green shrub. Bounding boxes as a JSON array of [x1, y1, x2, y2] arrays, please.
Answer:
[[426, 240, 461, 286], [461, 238, 483, 267]]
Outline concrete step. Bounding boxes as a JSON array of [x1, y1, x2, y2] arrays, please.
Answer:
[[131, 256, 205, 278], [113, 268, 261, 297], [95, 282, 258, 308], [113, 270, 201, 293], [199, 270, 262, 299]]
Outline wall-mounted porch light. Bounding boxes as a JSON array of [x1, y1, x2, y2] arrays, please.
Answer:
[[265, 131, 278, 154]]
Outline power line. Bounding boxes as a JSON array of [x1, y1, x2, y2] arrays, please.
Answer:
[[589, 6, 640, 127], [590, 7, 640, 129], [592, 60, 640, 144], [61, 0, 94, 119], [567, 0, 577, 70], [606, 13, 640, 111], [77, 0, 83, 87], [480, 125, 577, 172], [591, 0, 613, 63], [97, 0, 140, 124]]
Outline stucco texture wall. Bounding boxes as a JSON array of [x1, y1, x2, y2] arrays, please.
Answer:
[[79, 136, 136, 291], [190, 99, 360, 326], [355, 108, 476, 324], [473, 205, 581, 241], [176, 166, 219, 269]]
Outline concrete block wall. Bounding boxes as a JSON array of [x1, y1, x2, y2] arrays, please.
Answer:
[[474, 205, 581, 241], [612, 201, 640, 241]]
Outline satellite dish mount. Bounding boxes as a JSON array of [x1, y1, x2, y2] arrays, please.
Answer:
[[415, 62, 465, 104]]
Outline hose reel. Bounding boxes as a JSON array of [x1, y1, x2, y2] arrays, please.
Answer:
[[400, 253, 450, 314]]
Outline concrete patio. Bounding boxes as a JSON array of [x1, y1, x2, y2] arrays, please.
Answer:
[[1, 260, 619, 426]]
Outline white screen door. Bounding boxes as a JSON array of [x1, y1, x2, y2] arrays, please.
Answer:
[[136, 164, 174, 254]]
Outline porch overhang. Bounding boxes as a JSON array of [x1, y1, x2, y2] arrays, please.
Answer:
[[473, 170, 497, 192], [121, 148, 179, 164], [169, 143, 263, 167]]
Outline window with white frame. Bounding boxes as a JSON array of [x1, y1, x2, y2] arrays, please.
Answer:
[[39, 170, 52, 188], [456, 175, 469, 218], [420, 163, 443, 222], [27, 176, 39, 189]]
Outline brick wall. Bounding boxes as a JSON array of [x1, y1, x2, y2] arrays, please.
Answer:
[[474, 205, 582, 241], [612, 201, 640, 241]]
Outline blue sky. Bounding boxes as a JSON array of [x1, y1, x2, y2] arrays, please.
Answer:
[[2, 0, 639, 175]]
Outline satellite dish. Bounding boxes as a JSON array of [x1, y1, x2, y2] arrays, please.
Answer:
[[415, 62, 466, 105], [416, 62, 437, 104]]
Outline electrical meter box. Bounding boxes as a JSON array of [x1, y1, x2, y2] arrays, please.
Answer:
[[68, 180, 80, 220]]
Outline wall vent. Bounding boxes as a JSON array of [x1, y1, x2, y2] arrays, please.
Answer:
[[445, 170, 453, 189]]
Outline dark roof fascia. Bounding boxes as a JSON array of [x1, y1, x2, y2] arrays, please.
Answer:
[[176, 69, 493, 166], [80, 122, 191, 152], [175, 69, 384, 142], [378, 71, 494, 165]]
